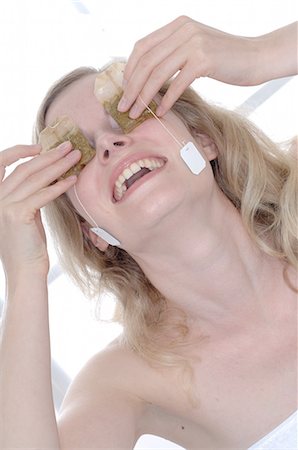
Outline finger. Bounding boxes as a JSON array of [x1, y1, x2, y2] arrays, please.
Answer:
[[1, 147, 80, 202], [124, 16, 191, 82], [127, 47, 189, 119], [122, 55, 179, 118], [0, 144, 41, 168], [8, 150, 81, 202], [157, 62, 198, 116], [8, 175, 78, 224], [0, 141, 73, 199], [0, 165, 5, 182], [25, 175, 78, 212], [120, 19, 194, 114]]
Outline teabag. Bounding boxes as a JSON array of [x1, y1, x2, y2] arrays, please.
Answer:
[[94, 62, 157, 133], [95, 62, 206, 176], [39, 116, 96, 179]]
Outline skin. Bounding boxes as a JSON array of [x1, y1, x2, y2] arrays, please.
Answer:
[[118, 16, 298, 118], [0, 76, 297, 448], [0, 143, 79, 449], [48, 75, 297, 448], [47, 76, 218, 253]]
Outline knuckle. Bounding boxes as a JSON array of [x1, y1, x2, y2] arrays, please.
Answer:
[[13, 163, 25, 177], [182, 20, 197, 35], [12, 144, 25, 151], [176, 15, 191, 24], [133, 38, 146, 54], [139, 53, 154, 71], [191, 33, 205, 51], [150, 66, 166, 85], [27, 171, 39, 184], [0, 146, 16, 165]]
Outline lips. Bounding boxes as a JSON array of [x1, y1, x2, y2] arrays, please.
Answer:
[[111, 154, 167, 203]]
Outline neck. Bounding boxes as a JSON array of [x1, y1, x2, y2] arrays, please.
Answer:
[[131, 190, 285, 334]]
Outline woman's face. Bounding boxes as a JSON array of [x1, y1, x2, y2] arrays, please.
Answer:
[[46, 74, 216, 251]]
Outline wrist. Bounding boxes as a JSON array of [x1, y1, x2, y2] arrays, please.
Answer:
[[255, 23, 298, 84], [249, 35, 270, 85], [4, 266, 49, 298], [3, 259, 49, 279]]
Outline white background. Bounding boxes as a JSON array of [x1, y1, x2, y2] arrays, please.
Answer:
[[0, 1, 297, 448]]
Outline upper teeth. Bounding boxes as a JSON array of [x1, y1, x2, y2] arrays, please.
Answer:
[[114, 157, 165, 201]]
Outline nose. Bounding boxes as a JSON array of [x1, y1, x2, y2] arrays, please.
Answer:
[[95, 131, 133, 164]]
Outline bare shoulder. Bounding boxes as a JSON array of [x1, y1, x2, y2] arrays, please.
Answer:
[[57, 339, 147, 449]]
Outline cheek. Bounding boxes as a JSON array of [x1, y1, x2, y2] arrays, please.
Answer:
[[191, 163, 217, 203], [130, 117, 159, 137], [68, 171, 109, 224], [75, 159, 108, 201]]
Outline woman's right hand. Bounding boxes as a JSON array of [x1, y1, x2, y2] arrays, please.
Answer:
[[119, 16, 260, 118], [119, 17, 297, 119], [0, 142, 81, 277]]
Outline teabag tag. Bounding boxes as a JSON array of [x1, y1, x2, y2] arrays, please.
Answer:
[[138, 98, 206, 176], [180, 141, 206, 175], [90, 226, 121, 246]]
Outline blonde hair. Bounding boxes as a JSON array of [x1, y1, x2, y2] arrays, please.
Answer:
[[33, 66, 297, 376]]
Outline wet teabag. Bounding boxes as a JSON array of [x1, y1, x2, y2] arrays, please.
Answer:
[[39, 116, 96, 179], [94, 61, 157, 133]]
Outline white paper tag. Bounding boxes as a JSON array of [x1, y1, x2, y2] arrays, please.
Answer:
[[90, 227, 121, 246], [180, 141, 206, 175]]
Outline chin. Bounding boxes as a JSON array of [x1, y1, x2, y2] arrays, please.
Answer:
[[128, 185, 187, 232]]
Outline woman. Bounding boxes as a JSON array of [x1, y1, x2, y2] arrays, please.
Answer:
[[0, 17, 297, 450]]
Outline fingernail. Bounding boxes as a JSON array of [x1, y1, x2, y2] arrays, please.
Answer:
[[129, 104, 142, 119], [66, 149, 81, 159], [156, 106, 164, 116], [58, 141, 71, 152], [118, 96, 129, 112]]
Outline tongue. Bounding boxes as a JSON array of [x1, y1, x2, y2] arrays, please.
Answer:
[[125, 168, 151, 189]]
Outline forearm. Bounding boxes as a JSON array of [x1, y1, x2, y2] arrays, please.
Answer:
[[255, 21, 298, 84], [0, 270, 60, 449]]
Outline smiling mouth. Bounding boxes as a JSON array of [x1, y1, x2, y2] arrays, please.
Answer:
[[113, 157, 166, 202]]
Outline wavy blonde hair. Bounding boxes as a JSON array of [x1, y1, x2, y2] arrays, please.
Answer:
[[33, 66, 297, 375]]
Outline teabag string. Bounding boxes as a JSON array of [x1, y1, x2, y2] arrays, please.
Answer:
[[139, 96, 206, 176], [73, 184, 121, 246], [73, 97, 206, 247]]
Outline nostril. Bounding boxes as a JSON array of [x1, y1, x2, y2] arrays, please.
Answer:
[[103, 149, 110, 159]]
